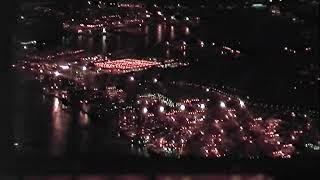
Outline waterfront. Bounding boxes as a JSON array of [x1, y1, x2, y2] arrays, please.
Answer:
[[8, 0, 320, 165]]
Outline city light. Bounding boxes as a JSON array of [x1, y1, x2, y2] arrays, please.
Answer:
[[54, 71, 61, 77], [142, 107, 148, 114], [60, 65, 69, 70], [180, 104, 186, 111], [220, 101, 226, 108], [159, 106, 165, 113]]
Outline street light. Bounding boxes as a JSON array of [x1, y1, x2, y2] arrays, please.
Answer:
[[220, 101, 226, 108], [180, 104, 186, 111], [159, 106, 165, 113], [142, 107, 148, 114]]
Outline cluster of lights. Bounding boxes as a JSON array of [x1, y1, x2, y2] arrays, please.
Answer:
[[94, 59, 161, 74], [284, 46, 312, 54], [117, 81, 318, 158]]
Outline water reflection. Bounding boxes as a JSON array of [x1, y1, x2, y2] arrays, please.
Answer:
[[79, 111, 89, 126], [88, 37, 94, 50], [185, 26, 190, 35], [156, 24, 163, 43], [102, 35, 107, 53], [49, 97, 70, 156], [165, 49, 170, 58], [77, 35, 83, 47], [144, 25, 149, 34], [144, 25, 149, 47], [170, 26, 175, 40], [116, 35, 121, 49]]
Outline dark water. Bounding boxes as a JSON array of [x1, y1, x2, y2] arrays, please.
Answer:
[[11, 10, 318, 159]]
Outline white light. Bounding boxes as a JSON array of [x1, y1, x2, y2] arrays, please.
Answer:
[[180, 104, 186, 111], [212, 42, 215, 46], [284, 47, 288, 50], [159, 106, 165, 112], [20, 16, 24, 19], [200, 104, 205, 109], [14, 142, 19, 146], [269, 0, 272, 2], [142, 107, 148, 114], [88, 1, 91, 5], [239, 100, 245, 108], [220, 101, 226, 108], [60, 65, 69, 70], [157, 11, 163, 16], [206, 88, 210, 92], [153, 78, 158, 83], [82, 66, 87, 71], [54, 71, 61, 77], [129, 76, 135, 81], [23, 46, 27, 49], [185, 17, 189, 21]]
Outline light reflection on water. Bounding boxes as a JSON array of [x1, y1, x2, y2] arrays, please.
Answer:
[[88, 37, 94, 50], [102, 35, 107, 53], [185, 26, 190, 35], [156, 24, 163, 43], [79, 111, 89, 127], [49, 97, 70, 156], [77, 35, 83, 47], [165, 49, 170, 58], [170, 26, 175, 40]]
